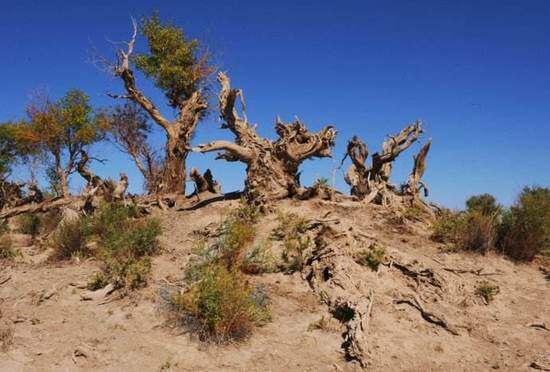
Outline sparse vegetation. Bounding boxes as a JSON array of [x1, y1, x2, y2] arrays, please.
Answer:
[[308, 316, 330, 331], [433, 190, 550, 261], [273, 212, 311, 272], [355, 243, 386, 271], [241, 242, 276, 274], [16, 213, 42, 237], [475, 281, 500, 303], [431, 202, 498, 254], [498, 187, 550, 261], [172, 263, 270, 342], [50, 217, 90, 261], [49, 202, 161, 289], [165, 203, 270, 342], [0, 322, 14, 352], [0, 232, 17, 260]]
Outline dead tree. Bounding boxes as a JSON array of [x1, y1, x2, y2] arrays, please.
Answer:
[[77, 151, 128, 205], [343, 122, 423, 205], [194, 72, 337, 205], [402, 141, 431, 202], [189, 168, 221, 195], [108, 18, 209, 195]]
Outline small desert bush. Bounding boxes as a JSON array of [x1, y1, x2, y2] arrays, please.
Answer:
[[466, 194, 501, 216], [475, 281, 500, 303], [16, 210, 62, 238], [272, 212, 308, 240], [431, 208, 498, 254], [50, 218, 89, 260], [86, 203, 161, 289], [403, 205, 428, 222], [87, 271, 109, 290], [355, 243, 386, 271], [241, 242, 276, 274], [51, 202, 161, 289], [172, 262, 270, 342], [16, 213, 42, 237], [281, 235, 311, 273], [431, 209, 462, 244], [456, 211, 498, 254], [0, 234, 18, 260], [498, 187, 550, 261], [273, 212, 311, 272]]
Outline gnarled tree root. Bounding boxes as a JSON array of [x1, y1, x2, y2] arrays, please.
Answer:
[[302, 226, 373, 368], [394, 294, 459, 336]]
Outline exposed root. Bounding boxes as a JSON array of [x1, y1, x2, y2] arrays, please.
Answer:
[[301, 224, 373, 368], [394, 294, 459, 335], [390, 260, 443, 289], [443, 267, 504, 277]]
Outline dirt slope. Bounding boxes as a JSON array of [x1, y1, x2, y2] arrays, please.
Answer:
[[1, 199, 549, 371]]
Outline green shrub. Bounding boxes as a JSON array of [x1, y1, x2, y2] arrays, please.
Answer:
[[88, 204, 161, 289], [431, 209, 462, 244], [50, 218, 90, 261], [16, 214, 42, 237], [281, 235, 311, 273], [355, 243, 386, 271], [475, 281, 500, 303], [498, 187, 550, 261], [456, 211, 498, 254], [431, 209, 498, 254], [87, 271, 109, 290], [241, 242, 275, 274], [0, 233, 17, 260], [466, 194, 501, 216], [403, 205, 428, 222], [173, 263, 270, 342], [272, 212, 308, 240], [50, 202, 161, 290]]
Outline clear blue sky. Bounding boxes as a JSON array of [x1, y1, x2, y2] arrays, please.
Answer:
[[1, 0, 549, 208]]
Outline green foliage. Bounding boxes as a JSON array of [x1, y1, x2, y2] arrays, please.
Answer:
[[16, 214, 42, 237], [403, 205, 428, 222], [355, 243, 386, 271], [50, 218, 90, 261], [241, 242, 276, 274], [49, 203, 161, 289], [281, 235, 311, 273], [0, 230, 18, 260], [172, 263, 270, 342], [475, 281, 500, 303], [84, 203, 161, 289], [466, 193, 501, 216], [316, 177, 330, 186], [498, 187, 550, 261], [0, 124, 17, 179], [87, 271, 109, 290], [273, 212, 310, 273], [133, 14, 211, 108], [431, 208, 498, 254]]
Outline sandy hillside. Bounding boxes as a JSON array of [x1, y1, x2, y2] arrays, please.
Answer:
[[1, 198, 549, 371]]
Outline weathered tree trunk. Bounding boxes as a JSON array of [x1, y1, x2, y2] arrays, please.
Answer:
[[110, 21, 207, 195], [189, 168, 221, 195], [194, 72, 336, 205], [403, 141, 431, 200], [344, 122, 423, 206]]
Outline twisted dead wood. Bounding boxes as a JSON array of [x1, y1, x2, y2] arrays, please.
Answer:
[[344, 122, 424, 205], [193, 72, 337, 205]]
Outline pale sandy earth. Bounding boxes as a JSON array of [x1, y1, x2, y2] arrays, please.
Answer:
[[1, 199, 549, 371]]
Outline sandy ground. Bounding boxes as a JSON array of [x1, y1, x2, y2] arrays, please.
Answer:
[[1, 199, 549, 371]]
